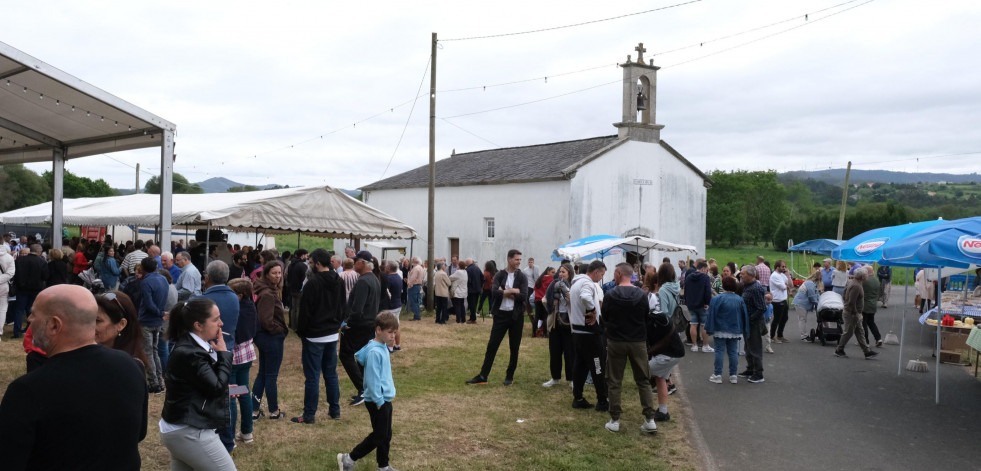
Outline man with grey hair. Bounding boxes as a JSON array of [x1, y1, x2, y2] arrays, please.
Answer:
[[862, 265, 883, 347], [835, 267, 879, 359], [406, 256, 425, 321], [739, 265, 767, 383], [195, 260, 240, 452], [331, 254, 342, 273], [160, 251, 181, 283], [11, 243, 47, 339], [0, 284, 148, 470], [382, 260, 403, 317], [174, 251, 202, 302]]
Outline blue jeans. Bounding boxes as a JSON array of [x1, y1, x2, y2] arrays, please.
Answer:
[[220, 361, 253, 451], [408, 285, 422, 320], [252, 331, 286, 413], [141, 325, 166, 389], [11, 290, 39, 337], [157, 335, 171, 373], [713, 337, 740, 376], [301, 339, 340, 420]]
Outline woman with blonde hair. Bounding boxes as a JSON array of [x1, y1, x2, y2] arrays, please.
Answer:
[[831, 260, 849, 296]]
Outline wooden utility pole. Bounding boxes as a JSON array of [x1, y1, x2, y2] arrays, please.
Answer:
[[426, 32, 437, 311], [135, 163, 140, 194], [836, 161, 851, 240]]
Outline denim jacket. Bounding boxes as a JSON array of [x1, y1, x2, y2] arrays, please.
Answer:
[[704, 292, 749, 338], [792, 280, 820, 311]]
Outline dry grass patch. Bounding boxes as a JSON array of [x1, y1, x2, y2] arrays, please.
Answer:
[[1, 313, 703, 470]]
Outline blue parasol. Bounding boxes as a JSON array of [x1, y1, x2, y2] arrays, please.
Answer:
[[832, 220, 946, 265], [788, 239, 843, 256], [551, 234, 620, 261], [881, 216, 981, 269]]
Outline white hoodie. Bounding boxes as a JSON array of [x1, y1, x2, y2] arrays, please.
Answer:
[[569, 274, 601, 334]]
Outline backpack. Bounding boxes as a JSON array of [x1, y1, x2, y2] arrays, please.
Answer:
[[542, 279, 557, 315]]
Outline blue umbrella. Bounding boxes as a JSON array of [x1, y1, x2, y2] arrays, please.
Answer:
[[551, 234, 619, 261], [832, 220, 946, 265], [881, 216, 981, 269], [788, 238, 843, 256], [880, 216, 981, 405]]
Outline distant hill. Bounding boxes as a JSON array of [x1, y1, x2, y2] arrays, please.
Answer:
[[195, 177, 284, 193], [782, 169, 981, 185]]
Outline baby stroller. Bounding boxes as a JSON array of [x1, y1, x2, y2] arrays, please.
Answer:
[[78, 267, 106, 294], [807, 291, 844, 346]]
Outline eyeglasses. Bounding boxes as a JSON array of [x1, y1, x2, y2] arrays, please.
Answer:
[[100, 292, 125, 315]]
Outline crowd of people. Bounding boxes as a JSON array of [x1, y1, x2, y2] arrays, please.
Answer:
[[0, 230, 940, 469]]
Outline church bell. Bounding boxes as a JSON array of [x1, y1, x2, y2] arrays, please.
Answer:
[[636, 90, 647, 111]]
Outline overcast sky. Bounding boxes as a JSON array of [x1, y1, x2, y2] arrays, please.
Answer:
[[5, 0, 980, 191]]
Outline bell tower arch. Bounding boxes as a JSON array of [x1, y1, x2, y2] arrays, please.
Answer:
[[614, 43, 664, 143]]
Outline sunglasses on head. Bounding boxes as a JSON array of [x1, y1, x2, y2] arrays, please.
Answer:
[[100, 292, 125, 314]]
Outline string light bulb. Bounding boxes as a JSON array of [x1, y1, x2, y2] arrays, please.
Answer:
[[71, 105, 75, 111], [23, 87, 27, 93], [56, 99, 60, 106], [100, 116, 104, 122], [39, 93, 43, 100], [86, 111, 90, 116]]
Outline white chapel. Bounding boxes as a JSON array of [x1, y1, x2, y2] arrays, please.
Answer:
[[360, 44, 710, 267]]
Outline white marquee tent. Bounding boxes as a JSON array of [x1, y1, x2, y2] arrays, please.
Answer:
[[0, 186, 416, 239]]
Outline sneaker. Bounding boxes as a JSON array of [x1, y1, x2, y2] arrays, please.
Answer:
[[701, 345, 715, 353], [503, 378, 514, 386], [748, 374, 765, 383], [594, 400, 610, 412], [604, 419, 620, 432], [377, 466, 400, 471], [392, 345, 402, 352], [777, 337, 789, 343], [349, 395, 365, 406], [875, 340, 883, 348], [881, 304, 888, 308], [268, 410, 285, 419], [765, 345, 774, 354], [572, 398, 594, 409], [864, 350, 879, 359], [235, 432, 254, 444], [291, 416, 315, 425], [653, 410, 671, 422], [667, 383, 678, 395], [738, 351, 745, 356], [337, 453, 355, 471], [729, 375, 738, 384], [542, 378, 561, 387], [465, 375, 487, 385], [834, 349, 847, 358], [709, 374, 723, 384], [801, 337, 809, 342], [691, 345, 699, 352], [640, 418, 658, 434], [737, 370, 752, 378]]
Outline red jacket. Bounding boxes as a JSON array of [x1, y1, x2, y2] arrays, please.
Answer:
[[23, 326, 47, 356]]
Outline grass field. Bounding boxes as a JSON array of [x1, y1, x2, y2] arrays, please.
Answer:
[[705, 245, 919, 285], [0, 313, 699, 471]]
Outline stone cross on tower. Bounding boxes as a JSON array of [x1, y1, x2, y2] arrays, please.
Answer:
[[634, 43, 647, 64]]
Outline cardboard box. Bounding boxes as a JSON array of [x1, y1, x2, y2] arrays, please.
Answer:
[[940, 350, 968, 365], [942, 331, 970, 353]]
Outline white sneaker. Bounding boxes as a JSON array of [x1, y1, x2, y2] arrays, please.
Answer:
[[641, 418, 658, 434], [691, 345, 699, 352], [709, 374, 723, 383], [729, 375, 738, 384], [338, 453, 355, 471], [542, 378, 561, 387], [235, 432, 254, 444], [765, 346, 774, 354], [702, 345, 715, 353], [604, 419, 620, 432]]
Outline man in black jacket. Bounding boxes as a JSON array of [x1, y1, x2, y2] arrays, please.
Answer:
[[285, 249, 309, 309], [602, 263, 658, 434], [11, 244, 48, 338], [0, 284, 148, 470], [465, 258, 484, 324], [292, 248, 346, 424], [684, 261, 714, 353], [466, 249, 528, 386], [340, 251, 380, 406]]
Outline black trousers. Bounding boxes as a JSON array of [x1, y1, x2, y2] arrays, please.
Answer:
[[339, 326, 373, 394], [467, 292, 479, 321], [452, 297, 466, 323], [745, 318, 764, 375], [863, 311, 882, 343], [477, 289, 492, 314], [534, 301, 547, 335], [478, 310, 523, 380], [572, 333, 608, 403], [350, 401, 392, 467], [548, 324, 574, 381], [770, 300, 789, 338]]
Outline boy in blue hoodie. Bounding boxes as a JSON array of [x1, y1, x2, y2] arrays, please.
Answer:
[[338, 312, 399, 471]]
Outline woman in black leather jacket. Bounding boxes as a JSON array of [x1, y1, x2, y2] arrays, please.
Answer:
[[159, 297, 236, 470]]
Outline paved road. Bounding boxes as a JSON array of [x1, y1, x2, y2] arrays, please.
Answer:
[[679, 289, 981, 471]]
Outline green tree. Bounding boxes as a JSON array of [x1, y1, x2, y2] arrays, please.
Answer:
[[144, 173, 203, 194], [42, 169, 118, 198], [0, 164, 49, 212], [227, 185, 260, 192]]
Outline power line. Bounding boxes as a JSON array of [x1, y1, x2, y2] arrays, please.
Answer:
[[437, 63, 618, 93], [380, 56, 431, 179], [440, 0, 704, 41], [440, 118, 502, 148], [442, 80, 620, 119]]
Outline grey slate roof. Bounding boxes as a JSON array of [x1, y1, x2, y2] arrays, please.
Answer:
[[361, 135, 620, 191], [361, 135, 711, 191]]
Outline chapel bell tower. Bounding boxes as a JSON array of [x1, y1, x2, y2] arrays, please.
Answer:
[[613, 43, 664, 143]]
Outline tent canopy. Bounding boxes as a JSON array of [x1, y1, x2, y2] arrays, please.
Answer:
[[554, 235, 697, 263], [882, 216, 981, 269], [788, 239, 843, 256], [550, 234, 619, 261], [0, 186, 416, 239]]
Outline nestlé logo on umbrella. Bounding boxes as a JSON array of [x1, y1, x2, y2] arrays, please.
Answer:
[[855, 237, 889, 256], [957, 234, 981, 258]]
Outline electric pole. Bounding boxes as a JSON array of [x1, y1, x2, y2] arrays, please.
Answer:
[[426, 32, 437, 311], [135, 163, 140, 194], [837, 161, 851, 240]]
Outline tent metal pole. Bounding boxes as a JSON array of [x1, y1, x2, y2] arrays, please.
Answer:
[[205, 221, 211, 271], [935, 267, 942, 405], [898, 269, 908, 376], [297, 231, 301, 250]]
